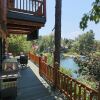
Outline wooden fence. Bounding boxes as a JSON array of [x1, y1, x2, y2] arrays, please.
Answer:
[[29, 52, 99, 100]]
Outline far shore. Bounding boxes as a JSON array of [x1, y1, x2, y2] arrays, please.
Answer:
[[62, 53, 80, 58]]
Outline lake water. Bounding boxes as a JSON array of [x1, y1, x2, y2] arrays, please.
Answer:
[[60, 57, 79, 78]]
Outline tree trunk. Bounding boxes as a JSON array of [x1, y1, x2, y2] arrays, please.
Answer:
[[54, 0, 62, 67], [53, 0, 62, 89]]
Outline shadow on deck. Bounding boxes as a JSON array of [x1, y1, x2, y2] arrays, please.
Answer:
[[16, 61, 55, 100]]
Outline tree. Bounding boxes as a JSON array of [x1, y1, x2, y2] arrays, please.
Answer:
[[80, 0, 100, 30], [54, 0, 62, 67], [71, 41, 80, 53], [77, 30, 95, 55], [31, 35, 54, 54], [8, 35, 32, 55], [94, 40, 100, 52], [53, 0, 62, 89]]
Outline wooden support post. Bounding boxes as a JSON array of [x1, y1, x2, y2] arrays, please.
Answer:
[[0, 0, 7, 35], [7, 0, 14, 9], [0, 0, 7, 24], [2, 39, 6, 59], [0, 37, 2, 69], [0, 0, 2, 24]]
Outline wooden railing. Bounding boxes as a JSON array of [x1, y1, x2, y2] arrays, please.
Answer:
[[7, 0, 46, 17], [57, 71, 98, 100], [29, 53, 99, 100], [29, 52, 40, 65]]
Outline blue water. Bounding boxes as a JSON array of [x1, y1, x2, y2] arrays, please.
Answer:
[[60, 57, 79, 78]]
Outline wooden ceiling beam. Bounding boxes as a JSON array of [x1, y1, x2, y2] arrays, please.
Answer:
[[7, 24, 38, 29], [7, 19, 44, 27], [8, 29, 31, 34], [8, 27, 32, 31], [7, 26, 39, 34]]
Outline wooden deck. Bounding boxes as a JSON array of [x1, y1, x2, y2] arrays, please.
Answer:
[[16, 61, 56, 100]]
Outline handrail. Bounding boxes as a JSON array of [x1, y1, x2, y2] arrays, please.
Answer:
[[29, 52, 40, 65], [29, 53, 99, 100], [7, 0, 46, 17]]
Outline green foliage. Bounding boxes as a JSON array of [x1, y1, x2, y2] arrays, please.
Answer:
[[80, 0, 100, 30], [77, 75, 97, 89], [32, 34, 54, 53], [75, 54, 100, 81], [76, 30, 95, 55], [8, 35, 32, 55], [94, 40, 100, 52], [95, 51, 100, 56], [71, 41, 79, 53], [60, 67, 73, 76], [43, 53, 53, 65]]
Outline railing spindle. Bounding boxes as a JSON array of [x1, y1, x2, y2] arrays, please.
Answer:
[[62, 75, 65, 91], [26, 0, 27, 11], [63, 75, 66, 92], [20, 0, 21, 9], [90, 91, 93, 100], [78, 85, 82, 100], [43, 0, 46, 18], [66, 78, 69, 95], [74, 82, 77, 100], [84, 88, 86, 100], [35, 0, 36, 13], [99, 82, 100, 100], [61, 74, 64, 91], [70, 80, 72, 99], [23, 0, 24, 10], [32, 0, 33, 12], [29, 0, 30, 11]]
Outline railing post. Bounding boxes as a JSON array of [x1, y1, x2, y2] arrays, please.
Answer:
[[99, 82, 100, 100], [43, 0, 46, 18], [28, 52, 30, 59], [39, 56, 42, 76], [44, 56, 47, 63]]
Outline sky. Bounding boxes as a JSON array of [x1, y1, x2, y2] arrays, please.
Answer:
[[40, 0, 100, 40]]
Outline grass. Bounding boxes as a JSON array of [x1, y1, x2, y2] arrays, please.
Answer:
[[60, 67, 73, 76], [63, 52, 80, 57]]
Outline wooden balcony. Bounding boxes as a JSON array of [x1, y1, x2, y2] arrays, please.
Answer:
[[0, 0, 46, 35]]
